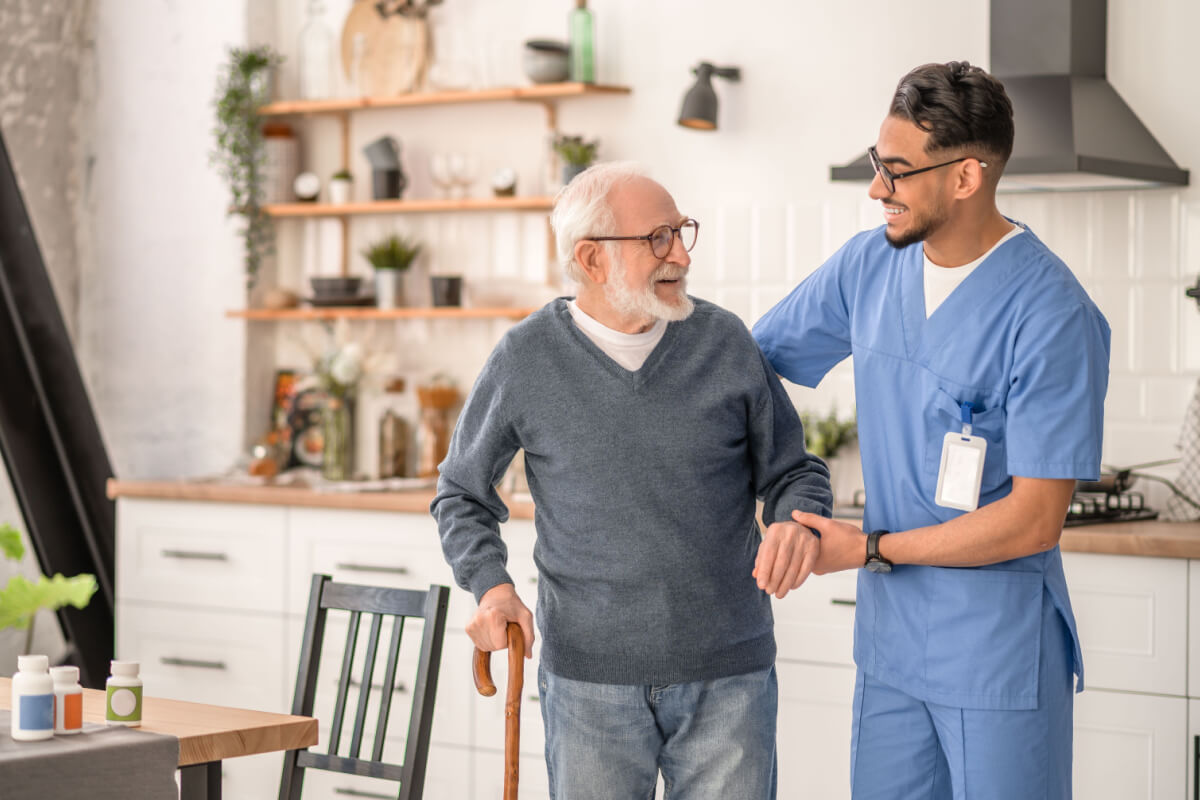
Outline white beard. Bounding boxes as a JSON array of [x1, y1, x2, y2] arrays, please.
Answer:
[[603, 257, 695, 324]]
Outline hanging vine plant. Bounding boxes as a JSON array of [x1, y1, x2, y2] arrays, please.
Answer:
[[211, 45, 282, 288]]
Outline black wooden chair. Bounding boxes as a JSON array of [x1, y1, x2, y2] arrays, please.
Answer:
[[279, 573, 450, 800]]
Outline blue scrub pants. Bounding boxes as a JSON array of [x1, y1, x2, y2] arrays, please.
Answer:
[[538, 664, 778, 800], [850, 593, 1074, 800]]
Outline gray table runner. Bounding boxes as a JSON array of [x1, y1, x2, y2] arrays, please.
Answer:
[[0, 710, 179, 800]]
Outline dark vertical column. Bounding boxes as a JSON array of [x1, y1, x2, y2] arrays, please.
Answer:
[[0, 127, 114, 688]]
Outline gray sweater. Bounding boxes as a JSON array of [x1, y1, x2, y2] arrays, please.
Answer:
[[431, 298, 832, 685]]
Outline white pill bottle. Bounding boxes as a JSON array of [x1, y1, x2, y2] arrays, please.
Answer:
[[11, 654, 55, 741]]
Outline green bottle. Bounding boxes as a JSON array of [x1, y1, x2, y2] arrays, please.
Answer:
[[569, 0, 595, 83]]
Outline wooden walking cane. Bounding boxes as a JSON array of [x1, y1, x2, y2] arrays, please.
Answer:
[[473, 622, 525, 800]]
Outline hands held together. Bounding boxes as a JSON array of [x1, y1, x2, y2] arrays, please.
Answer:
[[753, 511, 869, 599]]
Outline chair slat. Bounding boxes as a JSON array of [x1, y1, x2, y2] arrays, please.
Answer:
[[328, 610, 361, 754], [373, 616, 405, 762], [321, 582, 428, 617], [349, 613, 383, 758], [296, 750, 405, 782]]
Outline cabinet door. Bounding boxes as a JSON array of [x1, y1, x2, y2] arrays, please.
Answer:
[[777, 661, 856, 800], [1063, 552, 1187, 696], [1188, 561, 1200, 698], [773, 570, 857, 667], [116, 498, 286, 613], [287, 507, 471, 628], [1074, 688, 1187, 800], [1189, 699, 1200, 800], [297, 742, 472, 800]]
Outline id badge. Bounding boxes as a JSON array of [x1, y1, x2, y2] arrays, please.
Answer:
[[935, 432, 987, 511]]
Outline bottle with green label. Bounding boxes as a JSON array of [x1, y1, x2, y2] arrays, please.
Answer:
[[106, 660, 143, 726], [569, 0, 595, 83]]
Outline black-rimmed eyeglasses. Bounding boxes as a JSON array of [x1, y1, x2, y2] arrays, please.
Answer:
[[867, 146, 987, 194], [585, 219, 699, 259]]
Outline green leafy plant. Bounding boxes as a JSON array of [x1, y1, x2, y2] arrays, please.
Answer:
[[332, 169, 352, 181], [0, 524, 97, 655], [553, 134, 600, 167], [212, 45, 282, 288], [801, 409, 858, 460], [362, 234, 422, 271]]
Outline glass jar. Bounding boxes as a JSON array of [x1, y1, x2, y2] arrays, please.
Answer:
[[322, 395, 354, 481], [298, 0, 334, 100]]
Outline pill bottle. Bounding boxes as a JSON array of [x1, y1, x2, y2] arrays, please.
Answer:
[[50, 665, 83, 734], [11, 654, 54, 741], [105, 660, 142, 726]]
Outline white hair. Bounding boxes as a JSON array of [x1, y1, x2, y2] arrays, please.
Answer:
[[548, 161, 649, 283]]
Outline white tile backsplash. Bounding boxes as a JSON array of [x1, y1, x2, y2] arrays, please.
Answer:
[[1105, 375, 1146, 424], [1134, 191, 1180, 280], [1133, 284, 1181, 374], [1093, 193, 1137, 281], [1146, 376, 1199, 424]]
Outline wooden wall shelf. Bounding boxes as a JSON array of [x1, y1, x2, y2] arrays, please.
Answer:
[[226, 306, 538, 322], [263, 196, 554, 218], [257, 83, 631, 116]]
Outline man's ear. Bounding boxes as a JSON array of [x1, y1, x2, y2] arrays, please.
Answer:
[[574, 239, 608, 284], [952, 157, 989, 199]]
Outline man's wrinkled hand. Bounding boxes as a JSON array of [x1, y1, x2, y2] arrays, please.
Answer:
[[467, 583, 536, 658], [753, 520, 820, 599]]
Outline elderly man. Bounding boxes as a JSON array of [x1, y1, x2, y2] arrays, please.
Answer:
[[432, 162, 832, 800]]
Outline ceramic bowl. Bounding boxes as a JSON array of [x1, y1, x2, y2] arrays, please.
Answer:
[[310, 276, 363, 298], [523, 40, 570, 84]]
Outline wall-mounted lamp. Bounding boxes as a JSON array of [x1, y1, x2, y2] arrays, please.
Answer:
[[677, 62, 741, 131]]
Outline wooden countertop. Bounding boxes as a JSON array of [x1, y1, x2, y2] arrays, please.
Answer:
[[0, 676, 317, 766], [107, 478, 536, 520], [108, 479, 1200, 558]]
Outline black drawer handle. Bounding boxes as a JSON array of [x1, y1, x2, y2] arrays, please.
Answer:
[[335, 789, 394, 799], [830, 598, 857, 607], [160, 657, 228, 670], [335, 562, 409, 576], [1193, 734, 1198, 800], [161, 549, 229, 561]]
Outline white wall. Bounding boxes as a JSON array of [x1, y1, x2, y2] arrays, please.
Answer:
[[69, 0, 1198, 504]]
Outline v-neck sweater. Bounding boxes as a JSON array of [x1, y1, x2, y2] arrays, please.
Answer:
[[432, 297, 832, 685]]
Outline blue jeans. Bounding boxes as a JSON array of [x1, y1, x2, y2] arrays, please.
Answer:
[[538, 664, 778, 800]]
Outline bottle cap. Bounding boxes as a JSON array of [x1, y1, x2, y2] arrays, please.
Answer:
[[17, 654, 49, 672], [50, 665, 80, 683], [110, 660, 140, 677]]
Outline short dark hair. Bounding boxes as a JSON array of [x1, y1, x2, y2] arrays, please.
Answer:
[[890, 61, 1014, 168]]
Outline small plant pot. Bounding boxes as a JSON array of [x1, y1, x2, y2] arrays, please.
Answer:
[[431, 275, 463, 307], [374, 269, 404, 309], [562, 162, 589, 185], [328, 178, 352, 204]]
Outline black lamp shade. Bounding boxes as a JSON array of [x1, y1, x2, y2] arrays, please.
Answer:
[[678, 68, 718, 130]]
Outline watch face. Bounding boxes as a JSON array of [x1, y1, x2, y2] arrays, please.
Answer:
[[865, 558, 892, 574]]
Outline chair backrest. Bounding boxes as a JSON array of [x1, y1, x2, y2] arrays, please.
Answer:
[[279, 574, 450, 800]]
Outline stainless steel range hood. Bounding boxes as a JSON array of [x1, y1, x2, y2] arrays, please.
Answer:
[[830, 0, 1189, 192]]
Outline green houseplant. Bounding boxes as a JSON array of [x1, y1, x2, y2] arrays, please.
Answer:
[[800, 408, 858, 460], [363, 234, 422, 309], [212, 45, 282, 288], [0, 523, 97, 656], [553, 133, 599, 184]]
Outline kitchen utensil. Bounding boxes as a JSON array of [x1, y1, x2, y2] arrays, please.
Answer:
[[523, 40, 569, 84], [362, 136, 401, 170], [473, 622, 524, 800]]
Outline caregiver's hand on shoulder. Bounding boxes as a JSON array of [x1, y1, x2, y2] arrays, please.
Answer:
[[753, 520, 820, 599], [792, 511, 867, 575], [468, 582, 535, 658]]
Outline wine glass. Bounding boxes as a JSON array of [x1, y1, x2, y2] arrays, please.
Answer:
[[448, 153, 479, 199], [430, 153, 455, 199]]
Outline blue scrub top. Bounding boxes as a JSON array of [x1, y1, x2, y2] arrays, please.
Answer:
[[754, 223, 1110, 710]]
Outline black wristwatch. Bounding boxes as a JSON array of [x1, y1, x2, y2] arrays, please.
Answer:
[[865, 530, 893, 574]]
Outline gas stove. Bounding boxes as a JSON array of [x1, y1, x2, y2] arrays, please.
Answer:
[[1063, 489, 1158, 526]]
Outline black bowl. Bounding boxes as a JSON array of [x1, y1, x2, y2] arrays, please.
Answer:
[[310, 277, 363, 297]]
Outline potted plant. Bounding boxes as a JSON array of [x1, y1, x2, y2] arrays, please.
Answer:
[[553, 133, 599, 185], [362, 234, 421, 309], [328, 169, 353, 204], [0, 524, 97, 657], [801, 408, 859, 506], [211, 45, 282, 288]]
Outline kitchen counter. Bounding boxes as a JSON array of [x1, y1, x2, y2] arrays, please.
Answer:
[[108, 479, 1200, 558], [106, 478, 537, 520]]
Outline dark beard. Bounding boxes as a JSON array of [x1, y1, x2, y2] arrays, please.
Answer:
[[884, 216, 937, 249]]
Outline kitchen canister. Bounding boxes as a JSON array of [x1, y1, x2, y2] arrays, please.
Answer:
[[105, 660, 143, 726], [11, 654, 54, 741], [50, 665, 84, 734]]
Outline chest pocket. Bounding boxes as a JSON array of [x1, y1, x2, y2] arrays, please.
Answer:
[[923, 388, 1009, 496]]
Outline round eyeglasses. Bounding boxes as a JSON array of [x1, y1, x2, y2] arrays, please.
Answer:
[[867, 145, 987, 194], [585, 218, 699, 259]]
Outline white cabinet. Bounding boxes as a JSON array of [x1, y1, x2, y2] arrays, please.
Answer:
[[776, 661, 856, 800], [1074, 688, 1187, 800], [1064, 552, 1188, 696]]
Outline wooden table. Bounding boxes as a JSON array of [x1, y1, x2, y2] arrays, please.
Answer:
[[0, 676, 317, 799]]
